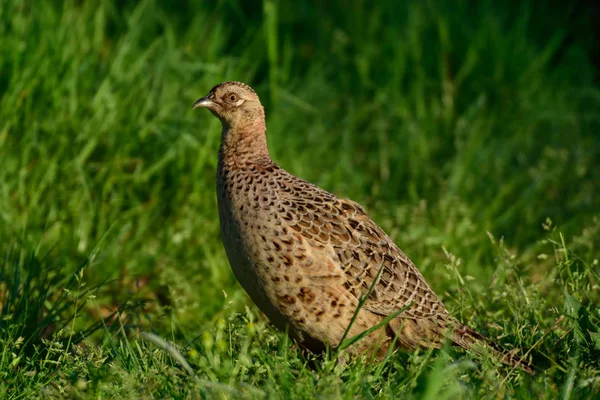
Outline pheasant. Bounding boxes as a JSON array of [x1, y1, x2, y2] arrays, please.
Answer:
[[193, 81, 534, 374]]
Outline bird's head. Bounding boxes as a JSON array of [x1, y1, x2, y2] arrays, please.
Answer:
[[193, 81, 264, 131]]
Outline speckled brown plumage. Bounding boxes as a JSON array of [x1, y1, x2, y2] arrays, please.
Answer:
[[193, 82, 535, 374]]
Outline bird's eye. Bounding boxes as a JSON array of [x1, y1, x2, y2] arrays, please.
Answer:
[[228, 93, 237, 102]]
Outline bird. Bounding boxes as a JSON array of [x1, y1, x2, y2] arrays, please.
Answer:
[[192, 81, 535, 374]]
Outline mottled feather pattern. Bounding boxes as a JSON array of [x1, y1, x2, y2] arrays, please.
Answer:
[[196, 81, 535, 374]]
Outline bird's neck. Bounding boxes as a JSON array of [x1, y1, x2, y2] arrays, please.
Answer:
[[218, 122, 271, 167]]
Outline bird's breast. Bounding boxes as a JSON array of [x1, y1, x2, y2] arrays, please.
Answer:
[[216, 170, 293, 331]]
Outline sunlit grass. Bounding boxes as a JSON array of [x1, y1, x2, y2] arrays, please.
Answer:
[[0, 0, 599, 398]]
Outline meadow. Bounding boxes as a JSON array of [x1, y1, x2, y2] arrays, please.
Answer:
[[1, 0, 599, 398]]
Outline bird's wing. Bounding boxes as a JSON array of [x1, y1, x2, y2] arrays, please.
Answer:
[[272, 170, 534, 369], [274, 173, 449, 323]]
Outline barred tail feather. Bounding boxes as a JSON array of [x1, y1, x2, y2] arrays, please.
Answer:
[[451, 320, 535, 375]]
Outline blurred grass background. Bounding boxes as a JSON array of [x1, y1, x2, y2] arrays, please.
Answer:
[[0, 0, 599, 398]]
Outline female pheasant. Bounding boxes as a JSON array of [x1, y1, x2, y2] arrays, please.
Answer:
[[193, 81, 534, 374]]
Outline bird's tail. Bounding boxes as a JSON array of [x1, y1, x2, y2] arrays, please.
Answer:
[[449, 319, 535, 375]]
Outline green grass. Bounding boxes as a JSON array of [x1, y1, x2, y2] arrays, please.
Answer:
[[1, 0, 599, 398]]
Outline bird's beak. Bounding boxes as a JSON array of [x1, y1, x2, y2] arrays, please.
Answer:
[[192, 95, 216, 109]]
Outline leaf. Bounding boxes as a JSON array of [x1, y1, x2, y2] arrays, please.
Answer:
[[563, 290, 580, 319], [564, 290, 586, 345], [588, 331, 600, 351]]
